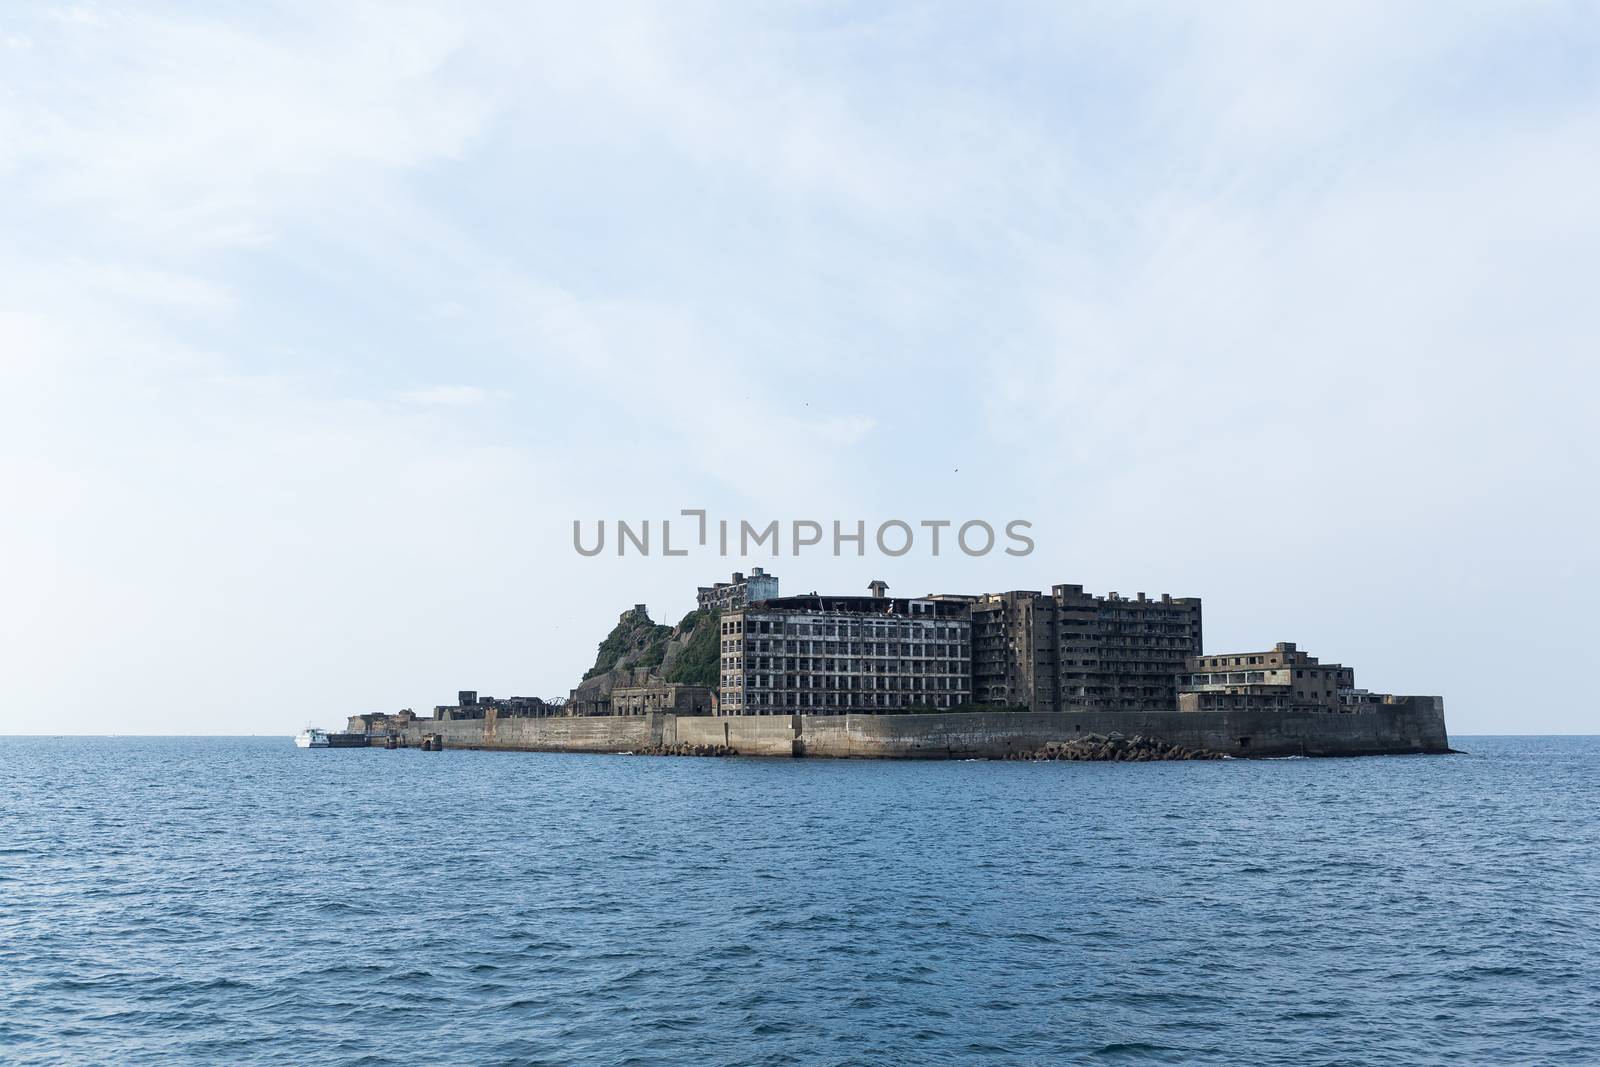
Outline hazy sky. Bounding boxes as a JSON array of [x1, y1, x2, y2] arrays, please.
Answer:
[[2, 3, 1596, 736]]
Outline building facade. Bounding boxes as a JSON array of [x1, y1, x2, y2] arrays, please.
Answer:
[[718, 582, 972, 714], [971, 585, 1204, 713], [611, 683, 717, 716], [347, 709, 420, 734], [433, 694, 558, 721], [697, 568, 779, 613], [1178, 642, 1359, 713], [344, 581, 1433, 730]]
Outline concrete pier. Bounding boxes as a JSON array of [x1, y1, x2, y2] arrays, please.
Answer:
[[371, 698, 1448, 760]]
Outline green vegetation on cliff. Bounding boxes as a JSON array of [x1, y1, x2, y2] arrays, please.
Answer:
[[665, 608, 720, 690], [583, 609, 673, 681]]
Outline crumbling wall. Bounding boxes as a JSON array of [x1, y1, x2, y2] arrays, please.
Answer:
[[397, 698, 1448, 759]]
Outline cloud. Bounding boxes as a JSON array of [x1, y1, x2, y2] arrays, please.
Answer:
[[0, 2, 1596, 734], [3, 4, 492, 252], [394, 384, 507, 408]]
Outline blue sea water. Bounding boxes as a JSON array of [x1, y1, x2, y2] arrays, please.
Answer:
[[2, 737, 1598, 1066]]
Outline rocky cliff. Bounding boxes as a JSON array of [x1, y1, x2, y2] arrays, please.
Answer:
[[570, 606, 720, 704]]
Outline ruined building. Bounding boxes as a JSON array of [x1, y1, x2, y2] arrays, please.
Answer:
[[433, 690, 560, 721], [970, 585, 1204, 713], [346, 708, 420, 734], [351, 574, 1421, 732], [717, 580, 973, 714], [1178, 642, 1377, 713], [697, 568, 779, 613], [611, 683, 717, 716]]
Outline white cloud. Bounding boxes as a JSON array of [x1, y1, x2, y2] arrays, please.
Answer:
[[394, 384, 506, 408], [0, 2, 1596, 734], [5, 4, 491, 252]]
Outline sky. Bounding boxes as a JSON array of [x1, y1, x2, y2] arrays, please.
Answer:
[[1, 2, 1596, 736]]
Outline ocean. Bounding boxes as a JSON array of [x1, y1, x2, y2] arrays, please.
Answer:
[[2, 736, 1597, 1065]]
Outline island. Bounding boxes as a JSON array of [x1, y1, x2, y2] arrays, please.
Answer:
[[330, 570, 1449, 760]]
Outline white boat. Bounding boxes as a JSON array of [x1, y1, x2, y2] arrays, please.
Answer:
[[295, 728, 330, 748]]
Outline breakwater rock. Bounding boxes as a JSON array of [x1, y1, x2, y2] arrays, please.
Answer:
[[639, 743, 737, 758], [1009, 732, 1224, 762]]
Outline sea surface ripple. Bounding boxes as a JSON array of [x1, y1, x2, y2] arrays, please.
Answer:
[[2, 735, 1598, 1065]]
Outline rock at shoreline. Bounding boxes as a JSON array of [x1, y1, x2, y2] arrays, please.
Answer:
[[1009, 733, 1222, 762], [638, 743, 737, 758]]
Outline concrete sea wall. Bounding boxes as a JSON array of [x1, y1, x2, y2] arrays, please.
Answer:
[[396, 697, 1448, 759]]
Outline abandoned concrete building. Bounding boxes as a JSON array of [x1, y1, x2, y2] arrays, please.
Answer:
[[717, 580, 973, 714], [348, 577, 1418, 732], [564, 689, 610, 717], [432, 690, 559, 721], [345, 708, 420, 734], [1177, 641, 1380, 713], [970, 585, 1204, 713], [697, 567, 779, 613], [611, 683, 717, 716]]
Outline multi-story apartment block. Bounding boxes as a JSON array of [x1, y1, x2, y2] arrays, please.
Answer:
[[718, 581, 972, 714], [697, 567, 779, 613], [1178, 642, 1358, 713], [971, 585, 1203, 713]]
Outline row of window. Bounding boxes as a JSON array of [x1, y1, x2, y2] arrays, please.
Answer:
[[724, 674, 967, 692], [974, 623, 1197, 637], [724, 692, 966, 711], [724, 639, 967, 657], [1198, 654, 1301, 668], [1187, 667, 1348, 684], [722, 618, 964, 640], [723, 656, 967, 674], [982, 606, 1197, 620]]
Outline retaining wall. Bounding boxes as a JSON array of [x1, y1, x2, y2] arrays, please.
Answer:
[[395, 697, 1448, 759]]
